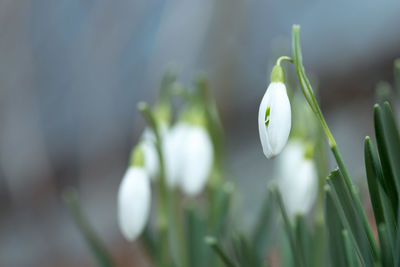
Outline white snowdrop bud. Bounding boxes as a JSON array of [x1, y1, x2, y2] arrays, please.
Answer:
[[258, 65, 291, 159], [164, 121, 213, 196], [163, 123, 188, 188], [277, 141, 317, 218], [118, 146, 151, 241], [179, 125, 213, 196]]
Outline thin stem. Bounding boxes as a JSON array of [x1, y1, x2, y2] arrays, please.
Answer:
[[205, 236, 237, 267], [292, 25, 335, 148], [276, 56, 294, 66], [291, 25, 379, 257], [172, 189, 188, 267], [137, 102, 169, 266]]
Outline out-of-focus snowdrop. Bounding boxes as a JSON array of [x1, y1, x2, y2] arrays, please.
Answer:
[[164, 107, 214, 196], [118, 145, 151, 241], [258, 64, 291, 159], [276, 140, 318, 218]]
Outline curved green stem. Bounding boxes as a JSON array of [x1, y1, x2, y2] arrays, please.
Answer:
[[292, 25, 335, 148], [276, 56, 294, 66], [138, 102, 169, 266], [291, 25, 378, 257]]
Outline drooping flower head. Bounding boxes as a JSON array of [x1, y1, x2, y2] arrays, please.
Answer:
[[277, 140, 318, 217], [118, 145, 151, 241], [164, 106, 214, 196], [258, 65, 291, 158]]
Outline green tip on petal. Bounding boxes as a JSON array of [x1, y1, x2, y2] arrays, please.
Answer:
[[130, 144, 145, 167], [270, 65, 285, 83], [265, 106, 271, 127]]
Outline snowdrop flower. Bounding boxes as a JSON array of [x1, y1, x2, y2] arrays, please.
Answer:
[[164, 113, 213, 196], [258, 65, 291, 158], [179, 124, 213, 195], [118, 146, 151, 241], [277, 140, 317, 218]]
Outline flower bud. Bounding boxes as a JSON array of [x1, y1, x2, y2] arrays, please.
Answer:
[[258, 65, 291, 158], [118, 147, 151, 241], [179, 125, 213, 196], [164, 121, 213, 196], [277, 141, 317, 217]]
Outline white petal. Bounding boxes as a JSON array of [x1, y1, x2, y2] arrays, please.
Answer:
[[258, 82, 291, 158], [163, 123, 190, 187], [258, 86, 273, 158], [180, 126, 213, 196], [277, 141, 317, 217], [118, 167, 151, 241]]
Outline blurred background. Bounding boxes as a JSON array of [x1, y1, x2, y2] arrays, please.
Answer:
[[0, 0, 400, 266]]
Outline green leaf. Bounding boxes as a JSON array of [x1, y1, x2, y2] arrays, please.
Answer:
[[364, 137, 385, 227], [374, 104, 399, 217], [325, 185, 352, 267], [185, 207, 210, 267], [394, 58, 400, 95], [251, 190, 276, 261], [232, 233, 262, 267], [382, 102, 400, 197], [378, 183, 397, 254], [378, 224, 394, 267], [271, 186, 306, 267], [295, 215, 312, 267], [142, 226, 158, 259], [327, 170, 378, 266], [342, 230, 359, 267], [208, 182, 233, 237], [205, 236, 237, 267], [311, 219, 327, 267], [62, 188, 114, 267]]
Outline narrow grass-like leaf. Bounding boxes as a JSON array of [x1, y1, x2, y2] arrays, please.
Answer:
[[378, 224, 394, 267], [142, 226, 158, 259], [311, 219, 327, 267], [342, 230, 359, 267], [205, 236, 237, 267], [382, 102, 400, 201], [394, 59, 400, 95], [374, 104, 399, 217], [185, 207, 209, 267], [378, 184, 397, 252], [395, 230, 400, 267], [295, 215, 312, 267], [232, 234, 262, 267], [63, 188, 114, 267], [271, 186, 305, 267], [325, 185, 350, 267], [209, 182, 233, 237], [364, 137, 385, 227], [327, 170, 374, 266], [251, 190, 276, 260]]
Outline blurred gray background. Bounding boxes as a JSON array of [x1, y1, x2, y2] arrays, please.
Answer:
[[0, 0, 399, 266]]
